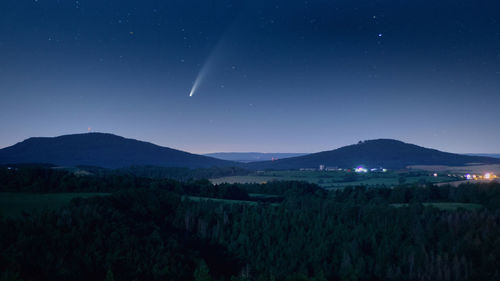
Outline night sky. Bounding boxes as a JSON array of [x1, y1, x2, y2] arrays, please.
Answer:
[[1, 0, 499, 153]]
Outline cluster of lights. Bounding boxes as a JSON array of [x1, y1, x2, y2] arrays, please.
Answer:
[[355, 166, 368, 173], [464, 173, 497, 181], [312, 165, 387, 173]]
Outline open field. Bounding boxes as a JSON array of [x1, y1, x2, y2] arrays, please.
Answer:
[[408, 164, 500, 174], [184, 196, 262, 205], [0, 192, 110, 218], [210, 176, 277, 185], [210, 170, 458, 189], [184, 195, 282, 206], [391, 202, 483, 211], [249, 193, 281, 198]]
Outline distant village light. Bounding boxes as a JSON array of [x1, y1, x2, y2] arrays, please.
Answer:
[[355, 166, 368, 173]]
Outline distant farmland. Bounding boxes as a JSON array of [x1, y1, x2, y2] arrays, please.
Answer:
[[210, 170, 458, 189], [408, 164, 500, 174]]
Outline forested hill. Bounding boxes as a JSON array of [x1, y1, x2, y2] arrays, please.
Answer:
[[2, 135, 499, 171], [0, 133, 237, 169], [245, 139, 500, 170]]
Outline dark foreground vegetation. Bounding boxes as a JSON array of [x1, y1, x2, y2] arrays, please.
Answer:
[[1, 166, 500, 281]]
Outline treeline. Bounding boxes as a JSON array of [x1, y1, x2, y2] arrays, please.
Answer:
[[0, 165, 153, 193], [116, 166, 249, 181], [331, 183, 500, 209], [0, 164, 250, 184], [0, 166, 277, 203], [73, 165, 250, 181]]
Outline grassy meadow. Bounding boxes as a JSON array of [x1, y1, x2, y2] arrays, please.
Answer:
[[183, 195, 260, 205], [391, 202, 483, 211]]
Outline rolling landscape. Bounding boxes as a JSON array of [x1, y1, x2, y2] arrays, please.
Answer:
[[2, 133, 499, 171], [2, 0, 500, 280], [2, 133, 499, 191]]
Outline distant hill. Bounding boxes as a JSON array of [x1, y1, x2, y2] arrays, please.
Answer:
[[245, 139, 500, 170], [204, 152, 307, 163], [2, 135, 498, 171], [0, 133, 236, 169], [466, 153, 500, 159]]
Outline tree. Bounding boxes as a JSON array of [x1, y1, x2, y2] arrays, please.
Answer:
[[194, 261, 213, 281], [105, 269, 114, 281]]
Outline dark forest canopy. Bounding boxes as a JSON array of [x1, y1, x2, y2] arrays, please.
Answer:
[[1, 166, 500, 281], [0, 163, 250, 185]]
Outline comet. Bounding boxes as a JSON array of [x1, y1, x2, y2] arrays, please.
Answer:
[[189, 56, 214, 97], [189, 67, 204, 97], [189, 80, 198, 97], [188, 39, 226, 97], [189, 65, 206, 97]]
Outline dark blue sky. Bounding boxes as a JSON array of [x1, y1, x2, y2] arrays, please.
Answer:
[[1, 0, 499, 153]]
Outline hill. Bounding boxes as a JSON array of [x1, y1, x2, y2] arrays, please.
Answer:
[[0, 133, 236, 169], [204, 152, 307, 163], [245, 139, 500, 170]]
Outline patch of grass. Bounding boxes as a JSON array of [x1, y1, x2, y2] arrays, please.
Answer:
[[0, 192, 110, 218], [391, 202, 483, 211]]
